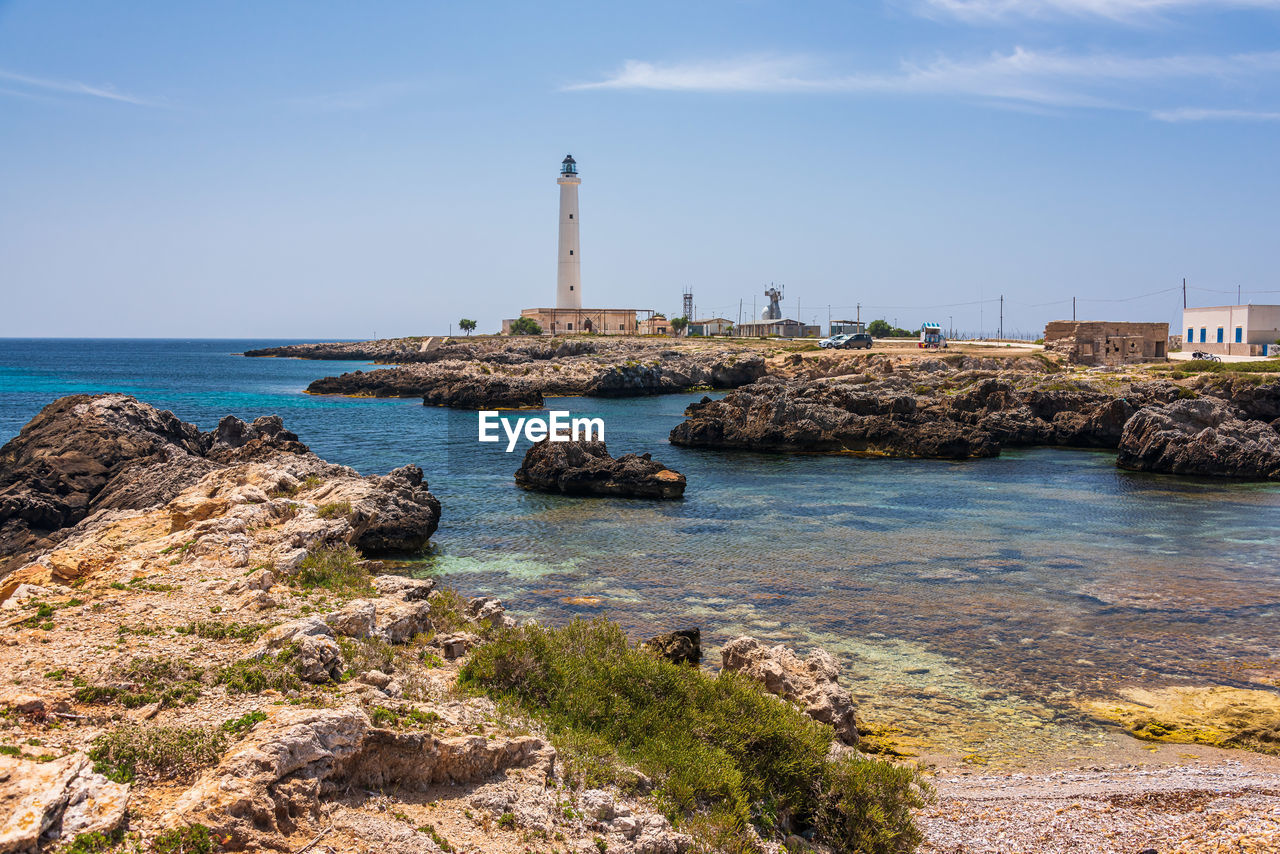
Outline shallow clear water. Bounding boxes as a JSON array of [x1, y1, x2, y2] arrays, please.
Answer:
[[3, 339, 1279, 761]]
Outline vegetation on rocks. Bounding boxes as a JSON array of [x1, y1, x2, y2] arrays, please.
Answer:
[[291, 543, 372, 594], [213, 652, 303, 694], [89, 723, 227, 783], [460, 617, 929, 853]]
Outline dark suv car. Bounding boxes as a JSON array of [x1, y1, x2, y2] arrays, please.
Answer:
[[839, 333, 872, 350]]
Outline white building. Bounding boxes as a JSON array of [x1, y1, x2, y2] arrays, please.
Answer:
[[556, 154, 581, 310], [1182, 305, 1280, 355]]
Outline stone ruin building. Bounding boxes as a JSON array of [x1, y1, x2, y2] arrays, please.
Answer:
[[1043, 321, 1169, 366]]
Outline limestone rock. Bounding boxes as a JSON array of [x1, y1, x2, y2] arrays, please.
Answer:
[[438, 632, 479, 660], [254, 618, 343, 683], [1117, 398, 1280, 478], [168, 708, 549, 848], [373, 574, 436, 601], [325, 599, 377, 638], [515, 440, 686, 499], [375, 600, 435, 643], [467, 596, 515, 629], [721, 636, 859, 746], [0, 753, 128, 854]]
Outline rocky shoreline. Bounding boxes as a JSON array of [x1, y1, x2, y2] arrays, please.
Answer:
[[6, 394, 1279, 853], [250, 336, 770, 408], [669, 354, 1280, 479]]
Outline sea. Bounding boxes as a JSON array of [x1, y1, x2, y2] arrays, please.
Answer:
[[3, 338, 1279, 762]]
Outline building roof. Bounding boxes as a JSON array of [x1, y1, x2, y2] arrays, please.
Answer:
[[692, 317, 732, 324], [1184, 304, 1280, 311]]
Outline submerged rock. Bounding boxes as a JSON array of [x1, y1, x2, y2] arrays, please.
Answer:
[[514, 440, 686, 499], [641, 629, 701, 666], [1117, 397, 1280, 479], [721, 636, 859, 746]]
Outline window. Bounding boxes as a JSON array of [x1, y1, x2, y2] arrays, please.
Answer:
[[1236, 327, 1243, 343], [569, 286, 573, 291], [569, 214, 573, 219], [1187, 327, 1193, 342], [567, 323, 573, 330], [1217, 327, 1224, 343], [1200, 327, 1207, 343], [568, 250, 573, 255]]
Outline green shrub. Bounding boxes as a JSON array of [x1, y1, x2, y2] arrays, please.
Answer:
[[368, 704, 441, 730], [339, 636, 396, 677], [459, 618, 928, 852], [316, 500, 352, 519], [150, 824, 215, 854], [75, 656, 203, 709], [220, 710, 267, 736], [1180, 358, 1280, 374], [60, 828, 124, 854], [177, 621, 270, 642], [427, 588, 468, 634], [214, 655, 302, 694], [291, 545, 372, 594], [88, 724, 226, 784]]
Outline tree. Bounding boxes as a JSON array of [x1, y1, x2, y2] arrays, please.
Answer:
[[508, 317, 542, 336], [458, 318, 477, 335], [866, 319, 893, 338], [670, 316, 689, 335]]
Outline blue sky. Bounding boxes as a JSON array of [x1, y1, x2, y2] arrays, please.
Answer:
[[1, 0, 1278, 338]]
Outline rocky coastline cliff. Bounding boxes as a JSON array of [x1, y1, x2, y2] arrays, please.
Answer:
[[249, 336, 769, 408]]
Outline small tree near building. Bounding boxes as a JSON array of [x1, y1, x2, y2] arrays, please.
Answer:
[[509, 317, 543, 336], [459, 318, 477, 335], [670, 316, 689, 336]]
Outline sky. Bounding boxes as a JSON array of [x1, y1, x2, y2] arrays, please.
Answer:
[[1, 0, 1278, 339]]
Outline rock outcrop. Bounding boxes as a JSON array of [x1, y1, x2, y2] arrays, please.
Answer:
[[515, 440, 686, 499], [1117, 398, 1280, 478], [0, 753, 129, 853], [167, 707, 550, 849], [422, 377, 545, 409], [297, 337, 768, 407], [721, 636, 860, 747], [669, 359, 1280, 474], [0, 395, 440, 576]]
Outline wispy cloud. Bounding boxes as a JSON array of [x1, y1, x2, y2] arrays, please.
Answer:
[[289, 79, 432, 112], [568, 49, 1280, 114], [0, 69, 162, 106], [917, 0, 1280, 21], [1152, 106, 1280, 120]]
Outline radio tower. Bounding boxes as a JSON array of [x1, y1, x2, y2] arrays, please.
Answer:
[[682, 288, 694, 320]]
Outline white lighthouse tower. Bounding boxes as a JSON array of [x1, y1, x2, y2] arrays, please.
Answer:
[[556, 154, 582, 310]]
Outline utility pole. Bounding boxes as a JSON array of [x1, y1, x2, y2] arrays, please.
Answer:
[[1238, 284, 1242, 304], [949, 315, 953, 339], [999, 295, 1003, 341], [856, 303, 861, 324], [1072, 297, 1076, 322], [827, 305, 831, 335], [738, 299, 742, 330], [1183, 278, 1187, 309]]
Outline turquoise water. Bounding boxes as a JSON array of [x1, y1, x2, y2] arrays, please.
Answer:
[[4, 339, 1280, 760]]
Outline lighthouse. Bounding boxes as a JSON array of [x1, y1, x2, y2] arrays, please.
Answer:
[[556, 154, 581, 310]]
